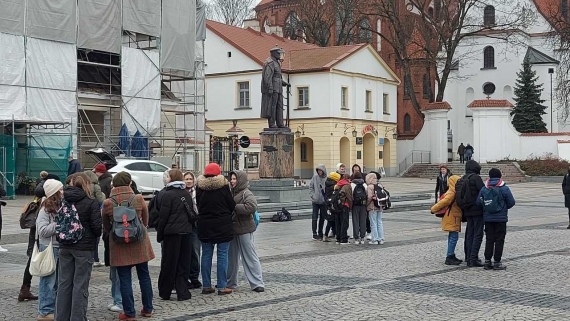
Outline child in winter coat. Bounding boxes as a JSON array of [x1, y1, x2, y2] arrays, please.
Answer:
[[335, 175, 352, 244], [476, 168, 515, 270], [431, 175, 464, 266]]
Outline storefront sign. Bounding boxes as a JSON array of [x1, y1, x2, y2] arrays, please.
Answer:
[[361, 125, 378, 136]]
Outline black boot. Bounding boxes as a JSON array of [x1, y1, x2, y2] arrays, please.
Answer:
[[445, 256, 461, 265], [483, 260, 493, 270], [450, 255, 463, 264], [17, 285, 38, 302], [469, 259, 484, 267], [493, 261, 506, 270]]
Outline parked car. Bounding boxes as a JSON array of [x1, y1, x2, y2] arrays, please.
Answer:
[[85, 148, 170, 194]]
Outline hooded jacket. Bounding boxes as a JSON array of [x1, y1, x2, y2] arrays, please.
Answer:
[[476, 178, 516, 223], [336, 163, 346, 174], [336, 178, 353, 208], [98, 171, 113, 198], [156, 181, 194, 242], [309, 164, 327, 204], [431, 175, 462, 232], [61, 186, 102, 251], [230, 171, 257, 235], [84, 170, 106, 204], [462, 160, 485, 218], [196, 174, 236, 244], [350, 178, 367, 207], [365, 173, 379, 212]]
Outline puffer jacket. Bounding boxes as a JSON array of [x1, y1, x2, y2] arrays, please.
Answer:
[[230, 171, 257, 235], [61, 186, 102, 251], [156, 181, 194, 243], [477, 178, 516, 223], [196, 174, 236, 244], [431, 175, 462, 232], [365, 173, 378, 212], [461, 160, 485, 217], [84, 170, 105, 204], [309, 164, 327, 204]]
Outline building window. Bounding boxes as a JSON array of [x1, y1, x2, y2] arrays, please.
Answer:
[[404, 78, 411, 98], [300, 142, 308, 162], [404, 113, 411, 132], [237, 81, 250, 108], [246, 152, 259, 168], [365, 90, 372, 111], [483, 46, 495, 69], [483, 5, 495, 26], [341, 86, 348, 109], [422, 74, 432, 99], [383, 93, 389, 113], [298, 86, 309, 108], [376, 19, 381, 51]]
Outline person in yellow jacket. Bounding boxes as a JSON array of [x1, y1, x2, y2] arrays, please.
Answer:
[[431, 175, 463, 265]]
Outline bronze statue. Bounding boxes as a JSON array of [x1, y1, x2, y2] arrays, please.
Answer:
[[260, 46, 290, 129]]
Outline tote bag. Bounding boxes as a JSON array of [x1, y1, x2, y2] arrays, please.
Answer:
[[29, 239, 56, 277]]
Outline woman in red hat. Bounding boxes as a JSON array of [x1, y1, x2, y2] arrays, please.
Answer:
[[195, 163, 236, 295]]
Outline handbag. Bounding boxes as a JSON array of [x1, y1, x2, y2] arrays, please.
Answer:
[[29, 238, 56, 277], [253, 210, 260, 227]]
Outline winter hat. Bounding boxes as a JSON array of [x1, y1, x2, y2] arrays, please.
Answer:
[[94, 163, 107, 173], [328, 172, 341, 182], [204, 163, 221, 176], [112, 171, 132, 187], [489, 168, 502, 179], [43, 179, 63, 198]]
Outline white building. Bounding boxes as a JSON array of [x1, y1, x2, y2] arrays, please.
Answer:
[[204, 21, 400, 177]]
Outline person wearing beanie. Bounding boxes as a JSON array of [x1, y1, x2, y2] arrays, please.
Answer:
[[460, 160, 486, 267], [323, 172, 341, 241], [35, 179, 63, 320], [102, 171, 155, 319], [309, 164, 328, 241], [561, 165, 570, 229], [196, 163, 236, 295], [477, 168, 515, 270], [94, 163, 112, 199]]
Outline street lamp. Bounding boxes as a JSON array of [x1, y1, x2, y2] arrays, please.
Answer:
[[343, 124, 357, 137], [295, 124, 305, 138], [549, 68, 554, 133]]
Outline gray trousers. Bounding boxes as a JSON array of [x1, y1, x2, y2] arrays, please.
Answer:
[[55, 248, 93, 321], [268, 92, 284, 128], [227, 233, 264, 290], [352, 206, 368, 239]]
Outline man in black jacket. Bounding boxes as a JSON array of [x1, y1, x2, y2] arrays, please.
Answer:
[[462, 160, 485, 267]]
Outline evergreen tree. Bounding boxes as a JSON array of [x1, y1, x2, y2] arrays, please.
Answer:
[[511, 60, 548, 133]]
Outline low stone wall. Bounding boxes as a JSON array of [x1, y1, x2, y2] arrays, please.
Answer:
[[526, 176, 564, 183]]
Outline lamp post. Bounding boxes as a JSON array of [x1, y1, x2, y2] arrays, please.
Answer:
[[549, 68, 554, 133]]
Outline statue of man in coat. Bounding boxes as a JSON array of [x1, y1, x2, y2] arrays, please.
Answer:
[[260, 46, 290, 129]]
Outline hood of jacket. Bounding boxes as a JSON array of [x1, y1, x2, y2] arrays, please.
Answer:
[[486, 178, 505, 187], [230, 170, 249, 193], [337, 178, 350, 187], [315, 164, 327, 177], [166, 181, 186, 189], [365, 173, 377, 185], [336, 163, 345, 172], [465, 160, 481, 175], [447, 175, 460, 191], [84, 170, 100, 185], [196, 174, 227, 190], [352, 178, 365, 185], [63, 186, 88, 203], [352, 164, 362, 173]]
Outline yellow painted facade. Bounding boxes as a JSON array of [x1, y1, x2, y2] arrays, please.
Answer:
[[206, 118, 397, 177]]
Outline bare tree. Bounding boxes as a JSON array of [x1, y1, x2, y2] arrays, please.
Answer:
[[360, 0, 534, 116], [207, 0, 255, 26]]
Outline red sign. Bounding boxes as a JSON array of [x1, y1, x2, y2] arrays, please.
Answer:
[[361, 125, 377, 136]]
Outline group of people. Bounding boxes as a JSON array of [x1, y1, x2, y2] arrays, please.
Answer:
[[309, 163, 386, 245], [15, 161, 264, 321], [431, 160, 516, 270], [457, 143, 475, 164]]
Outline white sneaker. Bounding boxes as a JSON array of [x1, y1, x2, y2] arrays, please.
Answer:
[[379, 240, 385, 245], [369, 241, 379, 245], [0, 246, 7, 252], [93, 262, 104, 267], [108, 305, 123, 313], [361, 240, 366, 245], [366, 234, 372, 240]]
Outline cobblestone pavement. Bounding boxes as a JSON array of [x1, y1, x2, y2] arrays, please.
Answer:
[[1, 179, 570, 320]]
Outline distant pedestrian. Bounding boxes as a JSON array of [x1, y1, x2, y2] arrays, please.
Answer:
[[67, 156, 82, 176], [309, 164, 327, 240], [464, 144, 474, 161], [324, 172, 341, 241], [431, 175, 463, 265], [561, 166, 570, 229], [35, 173, 61, 198], [351, 172, 368, 244], [457, 143, 466, 163], [365, 173, 385, 245], [477, 168, 516, 270], [435, 165, 452, 203], [94, 163, 112, 198], [336, 174, 352, 245]]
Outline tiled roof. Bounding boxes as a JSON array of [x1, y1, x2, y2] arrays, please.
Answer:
[[422, 101, 451, 111], [467, 99, 514, 108], [520, 132, 570, 136], [532, 0, 568, 30], [206, 20, 366, 72]]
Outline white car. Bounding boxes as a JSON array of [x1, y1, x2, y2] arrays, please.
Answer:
[[86, 148, 169, 194]]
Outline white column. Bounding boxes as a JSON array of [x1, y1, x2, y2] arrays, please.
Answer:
[[424, 109, 449, 164]]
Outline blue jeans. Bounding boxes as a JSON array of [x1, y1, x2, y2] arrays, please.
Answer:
[[201, 242, 230, 289], [116, 262, 153, 317], [38, 245, 59, 316], [447, 232, 459, 257], [110, 267, 122, 308], [368, 210, 384, 241]]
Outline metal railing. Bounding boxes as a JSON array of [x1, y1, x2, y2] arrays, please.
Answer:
[[398, 150, 431, 175]]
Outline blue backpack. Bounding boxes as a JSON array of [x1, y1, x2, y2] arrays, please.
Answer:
[[480, 187, 505, 214]]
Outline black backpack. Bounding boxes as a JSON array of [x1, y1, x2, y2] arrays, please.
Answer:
[[353, 183, 367, 206], [271, 207, 292, 222], [327, 189, 343, 212], [373, 184, 391, 210], [147, 190, 160, 229], [455, 174, 476, 210]]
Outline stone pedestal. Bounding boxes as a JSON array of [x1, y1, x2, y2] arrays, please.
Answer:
[[259, 130, 294, 178], [249, 178, 309, 203]]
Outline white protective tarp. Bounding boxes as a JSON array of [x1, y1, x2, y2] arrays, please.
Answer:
[[26, 38, 77, 91], [121, 47, 160, 99], [26, 0, 77, 43], [161, 0, 196, 72], [0, 33, 25, 86], [26, 88, 76, 122], [196, 0, 206, 41], [122, 98, 161, 135], [78, 0, 121, 53], [0, 85, 26, 121], [0, 0, 25, 35], [123, 0, 161, 37]]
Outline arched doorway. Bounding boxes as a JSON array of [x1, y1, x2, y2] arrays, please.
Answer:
[[363, 133, 375, 172], [383, 138, 391, 170], [294, 137, 314, 178], [339, 137, 350, 169]]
